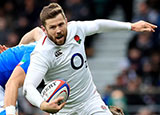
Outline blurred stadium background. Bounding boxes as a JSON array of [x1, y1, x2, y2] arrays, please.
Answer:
[[0, 0, 160, 114]]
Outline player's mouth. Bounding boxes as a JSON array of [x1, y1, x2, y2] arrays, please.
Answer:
[[56, 35, 64, 40], [55, 34, 66, 45]]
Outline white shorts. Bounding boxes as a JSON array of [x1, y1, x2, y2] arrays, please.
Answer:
[[54, 91, 113, 115], [0, 85, 4, 108]]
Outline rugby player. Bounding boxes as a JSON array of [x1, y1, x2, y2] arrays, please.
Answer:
[[23, 3, 157, 115], [0, 42, 36, 115]]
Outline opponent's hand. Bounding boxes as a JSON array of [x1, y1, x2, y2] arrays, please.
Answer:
[[40, 97, 66, 114], [0, 45, 8, 53], [109, 106, 124, 115], [131, 20, 157, 32]]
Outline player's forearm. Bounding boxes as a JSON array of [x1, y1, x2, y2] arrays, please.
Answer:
[[4, 79, 21, 115], [23, 67, 45, 108], [4, 66, 25, 107], [4, 82, 18, 107], [4, 66, 25, 115], [23, 82, 44, 108], [82, 19, 131, 36], [94, 19, 131, 33]]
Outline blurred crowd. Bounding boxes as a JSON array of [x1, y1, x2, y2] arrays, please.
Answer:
[[0, 0, 134, 56], [0, 0, 160, 115], [102, 0, 160, 114]]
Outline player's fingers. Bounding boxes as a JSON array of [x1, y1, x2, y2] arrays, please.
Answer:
[[142, 27, 154, 32], [2, 45, 7, 50], [0, 45, 6, 51], [59, 102, 66, 109], [0, 45, 3, 53], [2, 45, 5, 49], [148, 27, 155, 32], [147, 24, 157, 31], [146, 27, 155, 32], [147, 22, 157, 28], [151, 28, 155, 32], [151, 25, 157, 29], [54, 97, 64, 103]]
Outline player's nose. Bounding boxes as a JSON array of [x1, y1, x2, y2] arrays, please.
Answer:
[[56, 29, 62, 35]]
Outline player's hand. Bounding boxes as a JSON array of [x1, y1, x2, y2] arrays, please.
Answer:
[[131, 20, 157, 32], [40, 97, 66, 114], [0, 45, 8, 53], [109, 106, 124, 115]]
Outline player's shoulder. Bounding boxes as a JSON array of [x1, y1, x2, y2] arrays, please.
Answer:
[[36, 36, 51, 48], [32, 36, 55, 57], [67, 21, 85, 35], [68, 21, 83, 27], [67, 21, 78, 30]]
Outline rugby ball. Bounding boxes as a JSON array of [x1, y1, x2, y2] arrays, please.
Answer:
[[41, 80, 70, 104]]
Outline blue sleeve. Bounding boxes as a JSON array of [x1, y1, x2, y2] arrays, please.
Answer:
[[0, 110, 6, 115], [17, 52, 31, 74]]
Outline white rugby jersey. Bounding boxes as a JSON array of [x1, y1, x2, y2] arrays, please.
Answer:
[[23, 20, 131, 111]]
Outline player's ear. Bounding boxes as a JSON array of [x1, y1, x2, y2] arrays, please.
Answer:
[[41, 25, 47, 34]]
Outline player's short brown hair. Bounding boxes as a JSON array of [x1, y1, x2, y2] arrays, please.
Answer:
[[40, 3, 66, 26]]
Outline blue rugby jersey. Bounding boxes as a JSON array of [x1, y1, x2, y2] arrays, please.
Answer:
[[0, 43, 36, 89]]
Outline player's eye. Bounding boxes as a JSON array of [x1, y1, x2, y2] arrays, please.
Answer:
[[49, 25, 56, 29], [59, 23, 64, 27]]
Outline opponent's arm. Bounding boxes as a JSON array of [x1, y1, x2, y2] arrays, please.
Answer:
[[79, 20, 157, 36], [4, 66, 25, 115], [19, 27, 44, 45]]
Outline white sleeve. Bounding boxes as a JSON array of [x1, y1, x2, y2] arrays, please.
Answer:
[[23, 52, 49, 108], [78, 19, 131, 36]]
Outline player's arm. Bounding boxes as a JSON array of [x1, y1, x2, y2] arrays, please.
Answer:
[[4, 51, 31, 115], [78, 20, 157, 36], [4, 66, 25, 115], [19, 27, 44, 45], [23, 53, 65, 114]]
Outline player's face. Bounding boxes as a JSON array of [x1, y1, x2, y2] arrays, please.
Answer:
[[44, 13, 67, 45]]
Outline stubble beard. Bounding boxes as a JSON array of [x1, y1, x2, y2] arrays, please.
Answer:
[[48, 34, 66, 46]]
